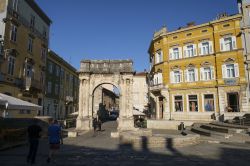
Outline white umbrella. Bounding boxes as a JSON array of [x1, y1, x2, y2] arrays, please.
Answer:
[[133, 109, 145, 116], [0, 93, 42, 110]]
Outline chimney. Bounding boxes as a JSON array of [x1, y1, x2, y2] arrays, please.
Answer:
[[187, 22, 195, 27]]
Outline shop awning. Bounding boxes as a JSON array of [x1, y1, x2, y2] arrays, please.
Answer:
[[0, 93, 42, 111]]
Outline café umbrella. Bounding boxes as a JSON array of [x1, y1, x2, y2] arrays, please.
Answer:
[[0, 93, 42, 110]]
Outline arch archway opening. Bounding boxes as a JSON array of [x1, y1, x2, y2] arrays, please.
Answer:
[[92, 83, 120, 129]]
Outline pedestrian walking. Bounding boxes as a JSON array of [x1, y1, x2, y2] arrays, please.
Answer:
[[47, 119, 63, 163], [93, 117, 98, 132], [27, 120, 42, 164]]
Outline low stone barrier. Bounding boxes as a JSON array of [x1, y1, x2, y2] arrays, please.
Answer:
[[119, 129, 200, 150]]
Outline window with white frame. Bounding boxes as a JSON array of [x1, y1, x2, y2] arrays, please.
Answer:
[[184, 44, 196, 57], [188, 95, 198, 112], [185, 68, 198, 82], [28, 37, 33, 52], [170, 70, 183, 83], [199, 41, 213, 55], [153, 73, 163, 85], [7, 56, 15, 75], [200, 66, 215, 81], [155, 50, 163, 64], [174, 95, 183, 112], [204, 94, 214, 111], [222, 63, 239, 78], [202, 42, 209, 55], [10, 24, 17, 42], [220, 36, 237, 51], [169, 47, 182, 60], [173, 48, 180, 59], [188, 69, 195, 82], [47, 81, 52, 94]]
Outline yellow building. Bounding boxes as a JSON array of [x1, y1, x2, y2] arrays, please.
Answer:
[[148, 14, 248, 122], [0, 0, 51, 118]]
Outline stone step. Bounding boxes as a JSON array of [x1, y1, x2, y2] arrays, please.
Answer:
[[200, 124, 244, 134], [191, 126, 211, 136], [211, 121, 249, 130], [190, 125, 232, 138]]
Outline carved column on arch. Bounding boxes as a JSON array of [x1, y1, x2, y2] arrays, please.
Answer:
[[118, 74, 135, 131], [76, 74, 91, 130]]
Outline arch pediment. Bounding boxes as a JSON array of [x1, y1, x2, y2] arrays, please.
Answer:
[[224, 58, 235, 64], [201, 61, 212, 67]]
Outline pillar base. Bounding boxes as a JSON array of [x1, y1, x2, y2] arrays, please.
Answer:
[[118, 116, 135, 131], [76, 116, 91, 131]]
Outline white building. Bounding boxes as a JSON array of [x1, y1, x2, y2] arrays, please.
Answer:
[[238, 0, 250, 111], [132, 72, 148, 112]]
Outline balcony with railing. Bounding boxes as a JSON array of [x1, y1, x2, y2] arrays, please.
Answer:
[[24, 77, 43, 91], [65, 96, 74, 104], [149, 83, 164, 91]]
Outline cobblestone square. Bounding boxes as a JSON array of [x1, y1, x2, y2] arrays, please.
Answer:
[[1, 122, 250, 166]]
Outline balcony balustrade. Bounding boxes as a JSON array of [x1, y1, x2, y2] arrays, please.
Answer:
[[149, 83, 164, 91], [24, 77, 43, 91]]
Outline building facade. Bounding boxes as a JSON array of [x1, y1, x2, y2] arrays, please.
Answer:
[[238, 0, 250, 111], [0, 0, 51, 118], [133, 72, 148, 112], [44, 50, 79, 119], [148, 14, 249, 121]]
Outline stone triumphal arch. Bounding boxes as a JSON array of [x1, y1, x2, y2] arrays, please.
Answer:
[[76, 60, 135, 131]]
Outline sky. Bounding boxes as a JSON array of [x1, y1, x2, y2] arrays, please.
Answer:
[[35, 0, 238, 72]]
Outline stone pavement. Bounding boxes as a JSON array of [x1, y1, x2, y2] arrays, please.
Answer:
[[1, 121, 250, 166]]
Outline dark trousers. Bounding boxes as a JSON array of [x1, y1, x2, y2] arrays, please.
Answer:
[[27, 139, 39, 163]]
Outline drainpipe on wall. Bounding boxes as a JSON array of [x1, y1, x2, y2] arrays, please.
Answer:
[[210, 23, 221, 121]]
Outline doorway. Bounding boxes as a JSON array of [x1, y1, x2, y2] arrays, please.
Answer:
[[227, 92, 239, 112], [159, 97, 164, 119]]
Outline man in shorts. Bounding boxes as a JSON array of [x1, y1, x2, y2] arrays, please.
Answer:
[[47, 119, 63, 163]]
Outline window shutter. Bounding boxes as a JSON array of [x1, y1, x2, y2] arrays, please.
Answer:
[[209, 41, 213, 54], [159, 73, 163, 84], [222, 64, 227, 78], [234, 63, 239, 77], [198, 43, 202, 55], [179, 47, 182, 59], [220, 38, 224, 51], [195, 68, 198, 81], [170, 71, 174, 83], [200, 67, 204, 81], [160, 50, 163, 62], [193, 44, 197, 56], [180, 70, 183, 82], [155, 53, 159, 64], [183, 46, 187, 58], [184, 69, 188, 82], [153, 74, 156, 85], [211, 66, 215, 80], [169, 48, 173, 60], [232, 36, 237, 50]]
